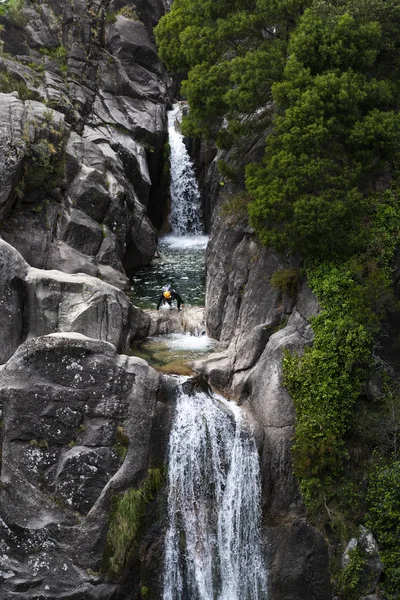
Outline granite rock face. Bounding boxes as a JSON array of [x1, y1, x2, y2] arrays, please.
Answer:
[[0, 239, 28, 365], [0, 0, 171, 289], [0, 333, 173, 600], [25, 267, 150, 351], [193, 185, 331, 599], [0, 239, 152, 364]]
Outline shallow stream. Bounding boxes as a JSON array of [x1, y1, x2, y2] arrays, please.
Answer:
[[128, 103, 213, 371]]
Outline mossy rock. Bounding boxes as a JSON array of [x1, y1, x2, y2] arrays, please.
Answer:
[[157, 361, 194, 376]]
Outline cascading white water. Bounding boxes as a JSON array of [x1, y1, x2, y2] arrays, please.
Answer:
[[163, 389, 269, 600], [168, 104, 204, 235]]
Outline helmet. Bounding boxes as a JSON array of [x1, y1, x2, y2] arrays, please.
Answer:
[[162, 284, 172, 292], [163, 291, 171, 299]]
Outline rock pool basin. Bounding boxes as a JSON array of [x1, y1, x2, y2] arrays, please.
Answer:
[[129, 332, 218, 375]]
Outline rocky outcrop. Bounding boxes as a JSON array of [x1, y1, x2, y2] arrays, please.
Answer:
[[192, 177, 330, 598], [25, 267, 150, 351], [0, 0, 171, 289], [0, 333, 173, 599], [0, 238, 153, 363], [0, 239, 28, 364], [146, 306, 205, 337]]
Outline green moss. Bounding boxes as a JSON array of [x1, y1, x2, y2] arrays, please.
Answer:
[[104, 467, 164, 576], [140, 586, 149, 600], [113, 425, 129, 460]]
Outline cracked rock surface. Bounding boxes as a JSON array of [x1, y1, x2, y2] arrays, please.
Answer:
[[0, 0, 171, 289], [0, 333, 173, 599]]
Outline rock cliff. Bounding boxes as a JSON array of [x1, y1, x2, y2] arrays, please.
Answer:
[[0, 0, 171, 290], [193, 191, 331, 599]]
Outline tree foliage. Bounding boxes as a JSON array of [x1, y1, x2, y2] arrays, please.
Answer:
[[246, 7, 400, 258], [155, 0, 310, 140]]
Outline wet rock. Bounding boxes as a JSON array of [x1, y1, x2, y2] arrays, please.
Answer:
[[0, 239, 28, 364], [145, 306, 205, 336], [268, 520, 332, 600]]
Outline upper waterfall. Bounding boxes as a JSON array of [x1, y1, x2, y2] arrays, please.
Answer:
[[168, 104, 204, 236], [163, 388, 269, 600]]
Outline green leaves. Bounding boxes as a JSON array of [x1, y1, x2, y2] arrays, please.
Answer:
[[155, 0, 309, 140], [247, 5, 400, 259], [283, 188, 400, 517], [366, 460, 400, 598]]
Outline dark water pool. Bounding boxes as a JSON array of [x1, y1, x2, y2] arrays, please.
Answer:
[[129, 235, 208, 310]]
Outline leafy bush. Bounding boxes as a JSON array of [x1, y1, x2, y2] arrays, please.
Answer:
[[0, 0, 26, 25], [117, 6, 139, 20], [106, 6, 140, 23], [0, 72, 38, 100], [335, 545, 366, 600], [284, 188, 400, 514], [366, 459, 400, 599], [271, 267, 300, 298]]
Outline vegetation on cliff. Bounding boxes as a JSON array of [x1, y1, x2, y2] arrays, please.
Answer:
[[156, 0, 400, 596]]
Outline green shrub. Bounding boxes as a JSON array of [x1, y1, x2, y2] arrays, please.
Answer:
[[284, 188, 400, 516], [366, 459, 400, 599], [105, 11, 117, 23], [106, 6, 140, 22], [0, 72, 38, 101], [335, 545, 366, 600], [22, 137, 65, 193], [271, 267, 300, 298], [0, 0, 26, 25], [219, 191, 250, 224], [117, 6, 139, 20]]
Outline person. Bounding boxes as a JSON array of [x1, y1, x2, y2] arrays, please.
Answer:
[[157, 284, 185, 311]]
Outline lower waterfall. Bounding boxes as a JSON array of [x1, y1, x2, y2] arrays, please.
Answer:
[[163, 388, 268, 600]]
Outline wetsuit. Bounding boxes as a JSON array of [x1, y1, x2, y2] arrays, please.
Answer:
[[157, 289, 184, 310]]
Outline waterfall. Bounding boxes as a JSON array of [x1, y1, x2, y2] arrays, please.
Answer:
[[163, 388, 269, 600], [168, 104, 204, 235]]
